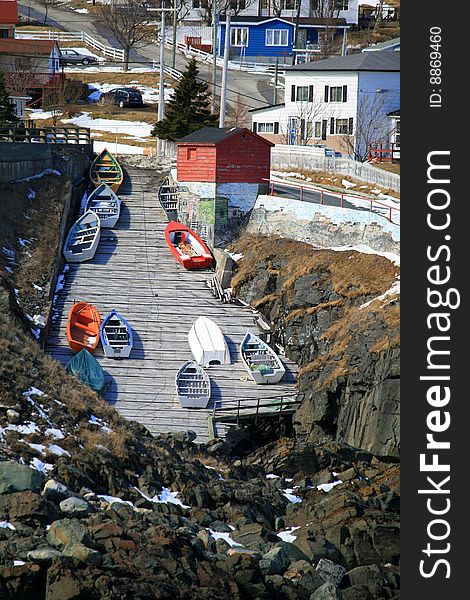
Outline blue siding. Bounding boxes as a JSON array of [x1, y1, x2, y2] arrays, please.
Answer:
[[218, 19, 295, 59]]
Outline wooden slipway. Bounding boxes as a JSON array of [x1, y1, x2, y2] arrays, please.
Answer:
[[46, 167, 297, 442]]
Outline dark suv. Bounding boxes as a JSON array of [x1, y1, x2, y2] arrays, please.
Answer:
[[98, 88, 144, 109]]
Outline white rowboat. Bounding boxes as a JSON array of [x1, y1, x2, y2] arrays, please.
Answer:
[[85, 183, 122, 228], [100, 309, 133, 358], [240, 331, 286, 384], [188, 316, 231, 367], [63, 210, 100, 263], [175, 361, 211, 408]]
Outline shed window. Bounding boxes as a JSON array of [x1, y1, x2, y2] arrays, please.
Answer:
[[231, 27, 249, 47], [187, 147, 197, 160], [266, 29, 289, 46]]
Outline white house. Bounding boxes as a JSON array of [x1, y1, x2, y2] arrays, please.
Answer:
[[184, 0, 359, 27], [250, 51, 399, 159]]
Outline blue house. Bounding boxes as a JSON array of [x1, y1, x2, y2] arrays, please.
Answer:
[[217, 16, 349, 64]]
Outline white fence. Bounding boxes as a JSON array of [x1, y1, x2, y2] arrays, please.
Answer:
[[271, 145, 400, 192], [163, 36, 283, 75], [16, 30, 125, 62]]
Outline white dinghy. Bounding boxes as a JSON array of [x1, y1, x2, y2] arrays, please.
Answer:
[[240, 331, 286, 384], [63, 210, 100, 263], [188, 316, 231, 367], [100, 309, 133, 358], [85, 183, 122, 228], [175, 361, 211, 408]]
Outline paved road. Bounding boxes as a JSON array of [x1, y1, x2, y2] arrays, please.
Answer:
[[271, 181, 368, 212], [17, 0, 278, 114]]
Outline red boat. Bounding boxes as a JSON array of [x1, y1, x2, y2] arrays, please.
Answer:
[[164, 221, 213, 270], [66, 302, 101, 353]]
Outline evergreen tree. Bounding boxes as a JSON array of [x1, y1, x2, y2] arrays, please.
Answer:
[[0, 71, 17, 126], [152, 58, 218, 141]]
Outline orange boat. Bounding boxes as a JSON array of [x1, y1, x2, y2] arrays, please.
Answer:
[[66, 302, 101, 353]]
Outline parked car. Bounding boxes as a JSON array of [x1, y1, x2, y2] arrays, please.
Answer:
[[98, 88, 144, 109], [59, 49, 98, 66]]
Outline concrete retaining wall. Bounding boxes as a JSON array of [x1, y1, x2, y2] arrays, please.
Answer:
[[271, 148, 400, 193], [247, 195, 400, 255]]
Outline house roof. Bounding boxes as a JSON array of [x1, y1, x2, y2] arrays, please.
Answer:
[[220, 16, 348, 28], [362, 37, 400, 52], [388, 109, 400, 117], [0, 39, 59, 56], [287, 51, 400, 72], [177, 127, 274, 147], [0, 0, 18, 25], [248, 103, 285, 114]]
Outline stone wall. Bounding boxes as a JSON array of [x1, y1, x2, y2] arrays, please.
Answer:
[[247, 195, 400, 255]]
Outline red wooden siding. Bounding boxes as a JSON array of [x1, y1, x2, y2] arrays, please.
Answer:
[[215, 134, 271, 183], [176, 130, 272, 183], [176, 145, 217, 182]]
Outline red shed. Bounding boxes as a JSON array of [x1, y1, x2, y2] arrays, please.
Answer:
[[176, 127, 274, 183]]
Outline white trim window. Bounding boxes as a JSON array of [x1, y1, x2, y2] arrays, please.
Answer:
[[336, 118, 350, 134], [257, 123, 275, 133], [314, 121, 322, 138], [330, 87, 344, 102], [231, 27, 249, 47], [266, 29, 289, 47]]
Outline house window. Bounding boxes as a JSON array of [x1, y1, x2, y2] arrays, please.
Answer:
[[257, 123, 275, 133], [266, 29, 289, 46], [230, 0, 246, 9], [335, 119, 350, 134], [296, 86, 309, 101], [393, 119, 400, 145], [231, 27, 249, 47], [192, 0, 200, 7], [284, 0, 297, 8], [187, 147, 197, 160], [335, 1, 349, 10], [335, 119, 349, 134], [330, 87, 343, 102], [314, 121, 322, 138], [0, 29, 9, 38]]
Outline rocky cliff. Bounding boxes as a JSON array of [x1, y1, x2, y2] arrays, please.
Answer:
[[230, 236, 400, 458]]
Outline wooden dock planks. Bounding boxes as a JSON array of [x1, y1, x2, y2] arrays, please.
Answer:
[[46, 167, 298, 442]]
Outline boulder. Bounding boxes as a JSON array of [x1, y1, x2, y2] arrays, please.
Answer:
[[47, 518, 91, 549], [27, 547, 62, 565], [259, 546, 290, 575], [316, 559, 346, 586], [310, 582, 344, 600], [0, 491, 52, 524], [42, 479, 72, 503], [0, 462, 42, 494], [63, 543, 102, 566], [59, 497, 92, 517]]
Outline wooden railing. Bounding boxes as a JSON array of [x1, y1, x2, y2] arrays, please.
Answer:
[[368, 143, 400, 163], [212, 394, 301, 427], [0, 125, 91, 144], [263, 177, 400, 224]]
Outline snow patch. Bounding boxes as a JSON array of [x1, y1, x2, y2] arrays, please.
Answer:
[[209, 530, 244, 547], [47, 444, 71, 458], [0, 521, 16, 531], [30, 458, 54, 473], [317, 480, 343, 492], [45, 428, 65, 440], [277, 526, 300, 543], [282, 488, 302, 504], [18, 169, 61, 182]]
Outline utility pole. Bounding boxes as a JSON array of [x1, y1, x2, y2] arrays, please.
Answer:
[[157, 0, 166, 157], [341, 28, 348, 56], [211, 0, 217, 113], [219, 11, 230, 128], [273, 58, 279, 105], [172, 0, 177, 69], [291, 0, 302, 66]]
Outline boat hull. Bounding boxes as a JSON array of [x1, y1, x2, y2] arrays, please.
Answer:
[[240, 331, 286, 384], [90, 148, 123, 193], [164, 221, 213, 270], [188, 316, 230, 367], [100, 309, 133, 358], [66, 302, 101, 353], [85, 184, 121, 228], [63, 210, 100, 263], [175, 361, 211, 408]]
